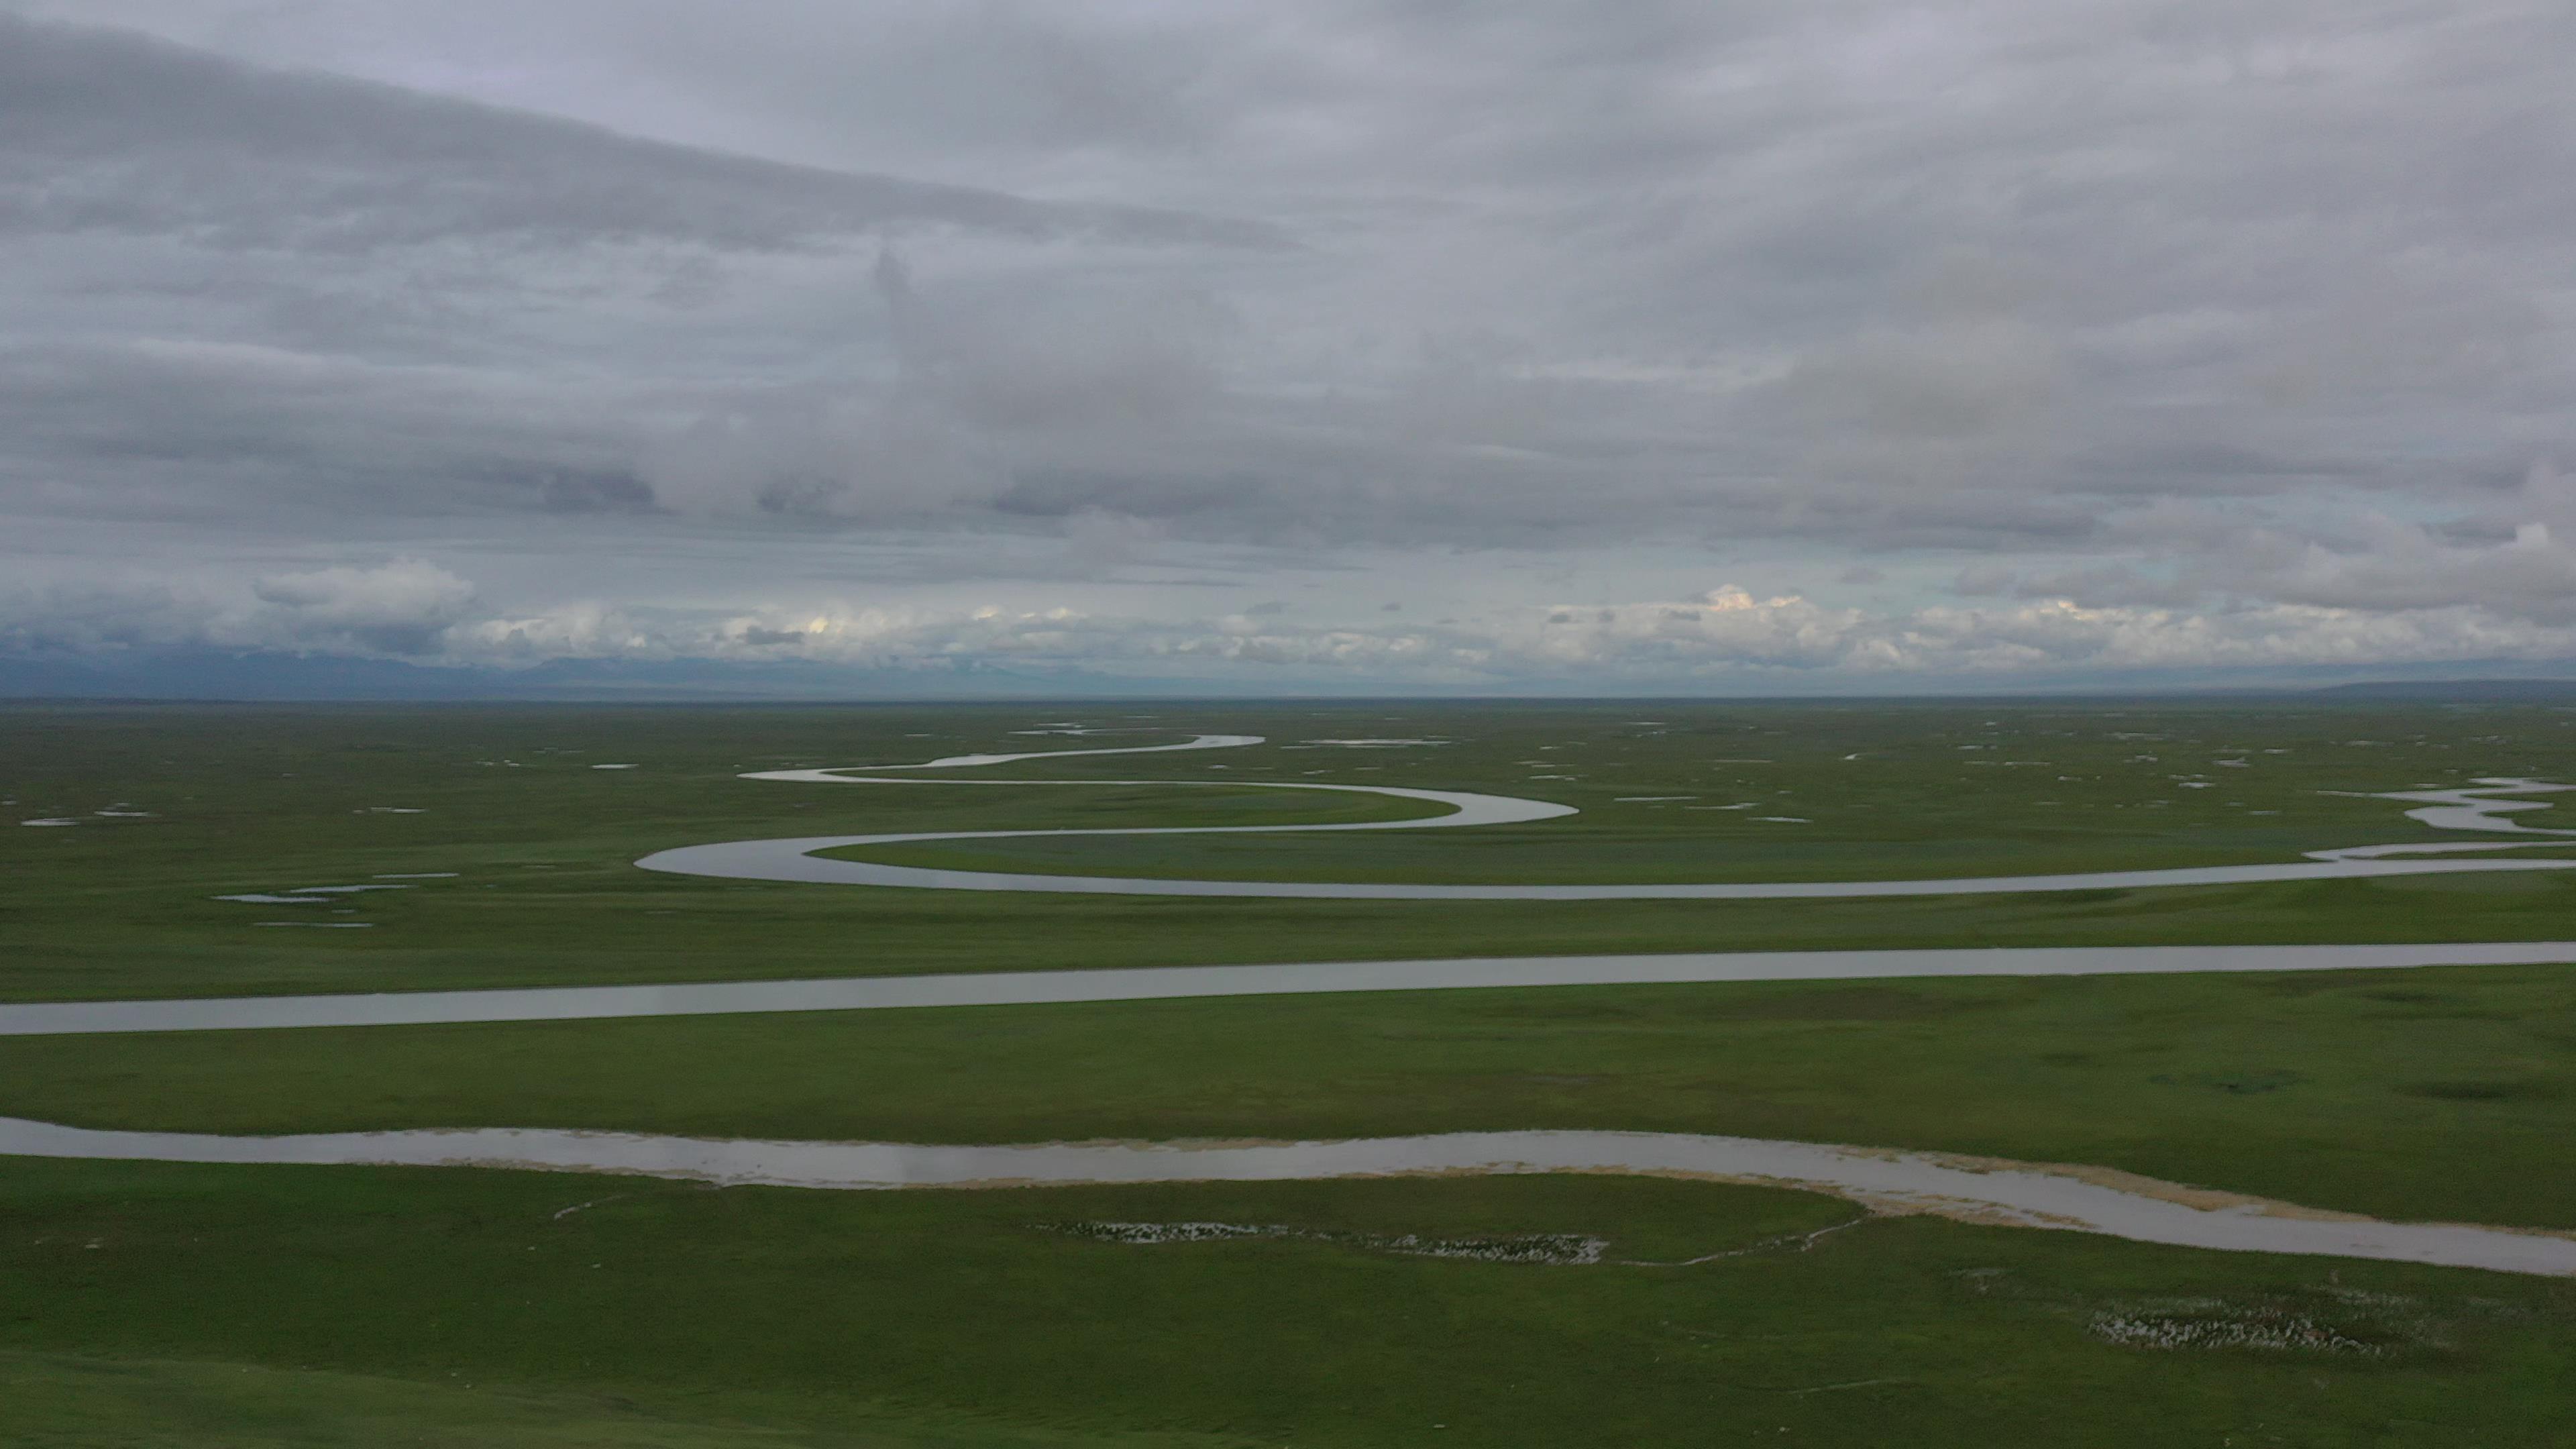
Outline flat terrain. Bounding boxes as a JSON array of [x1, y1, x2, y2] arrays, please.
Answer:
[[7, 700, 2576, 1444], [9, 701, 2576, 1002], [12, 1160, 2576, 1448]]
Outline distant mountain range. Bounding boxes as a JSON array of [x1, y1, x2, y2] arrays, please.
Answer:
[[2306, 679, 2576, 700]]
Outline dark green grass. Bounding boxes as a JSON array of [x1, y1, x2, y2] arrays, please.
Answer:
[[8, 1158, 2576, 1448], [11, 700, 2576, 1002], [0, 1350, 1216, 1448], [9, 963, 2573, 1228]]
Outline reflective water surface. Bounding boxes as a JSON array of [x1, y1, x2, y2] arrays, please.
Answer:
[[642, 743, 2576, 901], [5, 1116, 2567, 1277], [17, 739, 2575, 1279], [7, 941, 2573, 1036]]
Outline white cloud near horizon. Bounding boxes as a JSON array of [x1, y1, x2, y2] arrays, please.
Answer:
[[21, 560, 2576, 692]]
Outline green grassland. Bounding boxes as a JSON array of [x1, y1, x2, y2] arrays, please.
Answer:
[[9, 1159, 2576, 1448], [7, 700, 2576, 1444], [7, 965, 2573, 1228], [8, 700, 2576, 1002], [1, 1350, 1220, 1449]]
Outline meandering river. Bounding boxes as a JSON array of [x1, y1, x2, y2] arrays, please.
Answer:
[[639, 737, 2576, 900], [9, 731, 2576, 1277]]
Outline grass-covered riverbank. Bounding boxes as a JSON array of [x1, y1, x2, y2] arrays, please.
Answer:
[[10, 700, 2576, 1002], [10, 1158, 2576, 1448], [8, 700, 2576, 1444], [7, 963, 2573, 1229]]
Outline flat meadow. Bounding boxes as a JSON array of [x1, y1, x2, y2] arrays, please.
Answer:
[[5, 699, 2575, 1445]]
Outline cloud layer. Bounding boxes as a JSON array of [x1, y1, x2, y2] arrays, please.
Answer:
[[4, 2, 2574, 690]]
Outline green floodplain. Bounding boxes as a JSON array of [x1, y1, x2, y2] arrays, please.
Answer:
[[5, 698, 2576, 1445]]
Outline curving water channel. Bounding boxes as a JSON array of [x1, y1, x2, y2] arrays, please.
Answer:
[[9, 940, 2575, 1037], [15, 739, 2575, 1038], [5, 1115, 2569, 1277], [13, 732, 2576, 1279], [639, 738, 2576, 900]]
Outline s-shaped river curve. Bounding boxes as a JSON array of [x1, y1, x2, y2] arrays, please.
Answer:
[[12, 733, 2576, 1277], [639, 733, 2576, 900]]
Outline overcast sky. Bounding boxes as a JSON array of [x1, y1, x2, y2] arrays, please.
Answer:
[[5, 1, 2573, 694]]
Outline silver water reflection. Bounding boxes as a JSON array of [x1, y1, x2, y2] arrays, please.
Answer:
[[5, 1116, 2569, 1278], [642, 741, 2576, 900], [9, 941, 2575, 1036]]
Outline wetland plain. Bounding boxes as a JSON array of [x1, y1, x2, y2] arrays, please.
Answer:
[[8, 699, 2576, 1445]]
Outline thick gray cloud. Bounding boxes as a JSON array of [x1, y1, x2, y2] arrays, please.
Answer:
[[4, 1, 2575, 690], [0, 13, 1279, 253]]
